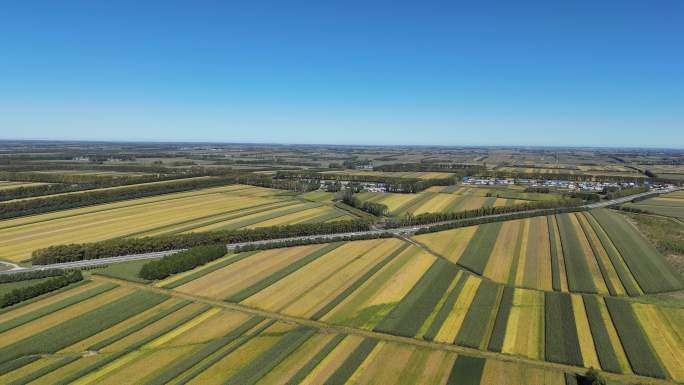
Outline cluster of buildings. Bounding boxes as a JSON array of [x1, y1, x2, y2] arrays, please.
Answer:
[[462, 176, 644, 192]]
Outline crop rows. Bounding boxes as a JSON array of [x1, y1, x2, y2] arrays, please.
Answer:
[[414, 210, 681, 295], [0, 184, 353, 262], [0, 280, 573, 385], [165, 236, 683, 381]]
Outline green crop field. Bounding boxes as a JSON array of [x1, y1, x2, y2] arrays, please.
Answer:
[[623, 191, 684, 219]]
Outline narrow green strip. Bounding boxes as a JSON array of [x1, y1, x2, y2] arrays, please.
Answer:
[[374, 259, 460, 337], [227, 242, 342, 302], [604, 297, 666, 378], [423, 273, 468, 341], [458, 221, 503, 275], [143, 316, 266, 385], [0, 356, 40, 376], [446, 355, 486, 385], [0, 282, 117, 334], [487, 286, 514, 352], [283, 334, 345, 385], [163, 252, 257, 289], [576, 214, 617, 296], [584, 212, 642, 296], [222, 327, 316, 385], [0, 290, 168, 364], [455, 280, 500, 348], [325, 338, 379, 385], [311, 243, 410, 320], [548, 216, 561, 291], [544, 291, 583, 366], [8, 355, 80, 385], [556, 213, 597, 294], [581, 295, 621, 373], [51, 304, 212, 385], [88, 300, 191, 351], [507, 221, 526, 285], [172, 319, 277, 385]]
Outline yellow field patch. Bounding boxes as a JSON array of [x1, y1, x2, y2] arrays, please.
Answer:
[[434, 276, 481, 344], [513, 219, 530, 287], [101, 302, 210, 353], [322, 246, 434, 328], [413, 225, 478, 263], [299, 335, 365, 385], [480, 359, 565, 385], [244, 239, 402, 313], [502, 288, 544, 360], [521, 216, 553, 291], [0, 185, 344, 261], [163, 309, 250, 347], [411, 194, 460, 215], [570, 294, 600, 369], [483, 220, 522, 283], [633, 303, 684, 382], [362, 249, 435, 307], [175, 244, 325, 299], [348, 342, 414, 384], [278, 239, 405, 317], [187, 322, 296, 385], [256, 333, 339, 385]]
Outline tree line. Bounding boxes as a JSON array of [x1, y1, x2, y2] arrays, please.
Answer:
[[31, 219, 374, 264], [373, 162, 486, 175], [385, 198, 583, 228], [232, 232, 394, 253], [139, 244, 227, 280], [0, 268, 66, 283], [0, 270, 83, 308], [342, 190, 388, 216], [413, 206, 584, 235], [605, 186, 649, 200]]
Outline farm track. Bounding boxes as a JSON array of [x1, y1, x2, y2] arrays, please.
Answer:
[[1, 187, 677, 274], [89, 275, 679, 385]]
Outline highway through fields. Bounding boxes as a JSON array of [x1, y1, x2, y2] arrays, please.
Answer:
[[0, 186, 677, 275]]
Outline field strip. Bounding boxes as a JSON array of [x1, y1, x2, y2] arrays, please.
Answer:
[[87, 275, 679, 385]]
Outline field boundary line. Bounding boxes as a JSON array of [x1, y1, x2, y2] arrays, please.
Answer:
[[88, 275, 679, 385]]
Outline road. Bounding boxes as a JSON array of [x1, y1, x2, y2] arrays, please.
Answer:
[[0, 186, 677, 275]]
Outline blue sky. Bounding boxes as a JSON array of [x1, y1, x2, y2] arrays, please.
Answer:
[[0, 1, 682, 147]]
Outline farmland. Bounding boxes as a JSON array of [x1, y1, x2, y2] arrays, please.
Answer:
[[623, 190, 684, 219], [355, 185, 537, 217], [0, 185, 354, 263], [0, 142, 682, 384], [0, 277, 580, 385], [413, 210, 683, 295], [158, 235, 683, 382]]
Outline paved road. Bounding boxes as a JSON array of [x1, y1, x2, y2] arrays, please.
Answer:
[[1, 187, 677, 275]]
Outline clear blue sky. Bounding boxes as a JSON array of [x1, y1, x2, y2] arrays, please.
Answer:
[[1, 1, 682, 148]]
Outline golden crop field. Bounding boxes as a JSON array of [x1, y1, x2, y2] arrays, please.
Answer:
[[0, 184, 353, 262], [0, 181, 52, 190]]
